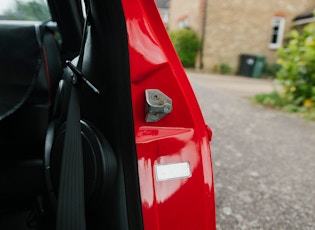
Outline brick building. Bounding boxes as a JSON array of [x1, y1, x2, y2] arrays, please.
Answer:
[[169, 0, 315, 73]]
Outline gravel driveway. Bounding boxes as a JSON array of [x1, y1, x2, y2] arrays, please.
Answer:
[[187, 71, 315, 230]]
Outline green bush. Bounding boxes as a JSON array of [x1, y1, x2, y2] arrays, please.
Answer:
[[252, 91, 315, 121], [276, 22, 315, 109], [253, 21, 315, 122], [220, 63, 232, 74], [264, 63, 281, 78], [169, 29, 201, 67], [253, 91, 285, 108]]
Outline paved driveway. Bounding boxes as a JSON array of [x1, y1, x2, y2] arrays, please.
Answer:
[[187, 71, 315, 230]]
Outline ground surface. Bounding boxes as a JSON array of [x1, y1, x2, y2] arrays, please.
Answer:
[[187, 71, 315, 230]]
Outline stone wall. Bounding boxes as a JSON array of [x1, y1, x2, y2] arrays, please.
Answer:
[[168, 0, 204, 36]]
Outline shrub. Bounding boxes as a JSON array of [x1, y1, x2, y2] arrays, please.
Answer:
[[253, 91, 285, 108], [264, 63, 281, 78], [220, 63, 232, 74], [276, 22, 315, 109], [169, 29, 201, 67], [253, 22, 315, 122]]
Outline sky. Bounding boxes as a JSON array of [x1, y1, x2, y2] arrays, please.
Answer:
[[0, 0, 16, 13]]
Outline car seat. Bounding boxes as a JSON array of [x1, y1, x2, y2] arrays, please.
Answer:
[[0, 21, 62, 229]]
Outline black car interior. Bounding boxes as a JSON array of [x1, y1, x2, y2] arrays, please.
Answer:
[[0, 0, 144, 229]]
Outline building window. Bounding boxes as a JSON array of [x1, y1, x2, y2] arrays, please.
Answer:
[[269, 16, 285, 49], [178, 17, 190, 29]]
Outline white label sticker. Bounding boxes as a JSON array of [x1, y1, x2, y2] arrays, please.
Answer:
[[155, 162, 191, 181]]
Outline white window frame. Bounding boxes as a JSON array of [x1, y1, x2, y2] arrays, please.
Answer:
[[178, 17, 189, 29], [269, 16, 285, 50]]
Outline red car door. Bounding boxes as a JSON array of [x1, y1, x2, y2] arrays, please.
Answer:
[[122, 0, 216, 229]]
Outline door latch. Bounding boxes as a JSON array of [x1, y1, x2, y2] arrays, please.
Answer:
[[145, 89, 173, 122]]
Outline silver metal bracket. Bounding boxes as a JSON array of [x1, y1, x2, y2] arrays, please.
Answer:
[[145, 89, 173, 122]]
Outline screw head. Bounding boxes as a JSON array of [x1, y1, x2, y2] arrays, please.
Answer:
[[164, 104, 172, 113]]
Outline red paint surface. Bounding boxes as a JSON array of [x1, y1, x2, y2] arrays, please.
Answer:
[[122, 0, 216, 229]]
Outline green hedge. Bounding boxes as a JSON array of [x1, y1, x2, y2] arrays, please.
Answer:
[[169, 29, 201, 67]]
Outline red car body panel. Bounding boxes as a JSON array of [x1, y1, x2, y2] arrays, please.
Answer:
[[121, 0, 216, 229]]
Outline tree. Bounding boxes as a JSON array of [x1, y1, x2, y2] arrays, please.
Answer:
[[2, 0, 50, 21]]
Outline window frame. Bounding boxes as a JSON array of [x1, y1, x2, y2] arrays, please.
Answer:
[[269, 16, 285, 50]]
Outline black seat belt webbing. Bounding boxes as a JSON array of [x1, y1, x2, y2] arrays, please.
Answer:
[[56, 86, 86, 230], [56, 10, 91, 230]]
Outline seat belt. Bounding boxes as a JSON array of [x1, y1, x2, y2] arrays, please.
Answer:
[[56, 76, 86, 230], [56, 9, 98, 230]]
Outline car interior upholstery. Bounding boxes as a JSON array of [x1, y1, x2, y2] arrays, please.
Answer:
[[0, 1, 144, 229]]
